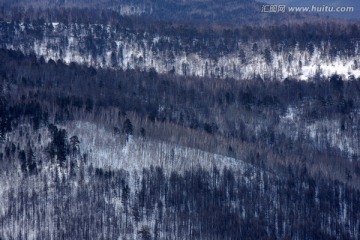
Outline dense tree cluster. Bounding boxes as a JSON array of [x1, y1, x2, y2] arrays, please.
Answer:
[[0, 33, 360, 239], [0, 0, 359, 237], [0, 10, 358, 58], [1, 9, 358, 81], [0, 0, 295, 25], [1, 48, 360, 186], [1, 154, 360, 239]]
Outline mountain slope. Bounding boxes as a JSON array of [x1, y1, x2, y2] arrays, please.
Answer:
[[0, 0, 302, 24], [1, 20, 360, 81]]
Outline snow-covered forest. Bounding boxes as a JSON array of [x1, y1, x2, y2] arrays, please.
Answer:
[[1, 19, 360, 81], [1, 3, 360, 240], [1, 47, 360, 238]]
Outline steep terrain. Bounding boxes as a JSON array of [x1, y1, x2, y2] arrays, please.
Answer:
[[1, 19, 360, 81], [0, 0, 282, 24], [1, 1, 360, 239], [1, 21, 360, 236]]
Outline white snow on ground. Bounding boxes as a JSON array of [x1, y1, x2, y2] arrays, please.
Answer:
[[301, 59, 360, 80], [305, 119, 355, 156], [3, 22, 360, 81], [62, 121, 250, 174], [283, 106, 297, 121], [280, 106, 358, 158]]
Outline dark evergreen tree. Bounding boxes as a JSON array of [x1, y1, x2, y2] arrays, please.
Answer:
[[123, 118, 133, 136], [27, 146, 37, 175], [18, 150, 27, 174]]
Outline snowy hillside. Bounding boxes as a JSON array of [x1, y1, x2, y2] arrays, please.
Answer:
[[2, 22, 360, 81], [61, 121, 252, 173], [1, 44, 360, 239], [1, 3, 360, 236]]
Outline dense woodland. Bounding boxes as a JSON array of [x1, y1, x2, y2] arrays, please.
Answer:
[[0, 3, 360, 240], [0, 8, 359, 81], [0, 0, 296, 25], [1, 48, 360, 239]]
